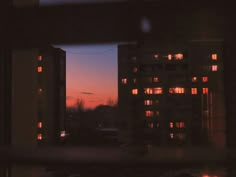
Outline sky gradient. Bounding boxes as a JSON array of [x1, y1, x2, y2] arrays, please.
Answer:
[[40, 0, 118, 109], [56, 45, 118, 109]]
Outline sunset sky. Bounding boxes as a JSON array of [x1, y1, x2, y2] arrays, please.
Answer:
[[40, 0, 119, 109], [56, 45, 118, 109]]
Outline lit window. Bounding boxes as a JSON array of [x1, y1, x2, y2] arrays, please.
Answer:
[[192, 76, 197, 82], [212, 65, 218, 71], [168, 54, 172, 60], [149, 123, 154, 128], [153, 77, 159, 82], [132, 89, 138, 95], [169, 122, 174, 128], [170, 133, 174, 139], [37, 133, 42, 140], [153, 54, 159, 59], [144, 100, 152, 106], [60, 130, 66, 137], [191, 88, 197, 95], [133, 67, 138, 73], [145, 110, 153, 117], [202, 76, 208, 82], [38, 55, 42, 61], [169, 87, 185, 94], [156, 111, 160, 116], [38, 122, 42, 128], [176, 122, 185, 128], [179, 122, 185, 128], [176, 122, 179, 128], [121, 78, 127, 84], [37, 66, 43, 73], [133, 78, 137, 83], [38, 88, 43, 94], [144, 88, 153, 94], [174, 53, 183, 60], [153, 87, 163, 94], [203, 88, 208, 94], [211, 53, 217, 60]]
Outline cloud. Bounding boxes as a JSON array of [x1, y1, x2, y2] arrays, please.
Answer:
[[80, 92, 95, 95]]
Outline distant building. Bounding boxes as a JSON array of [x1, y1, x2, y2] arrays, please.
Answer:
[[0, 46, 66, 177], [36, 46, 66, 145], [118, 41, 226, 147]]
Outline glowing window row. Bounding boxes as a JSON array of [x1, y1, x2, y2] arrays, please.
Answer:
[[132, 87, 209, 95], [144, 87, 163, 94], [145, 110, 159, 117], [192, 76, 208, 82], [169, 121, 185, 128], [144, 99, 159, 105], [148, 122, 160, 128], [122, 77, 159, 84], [154, 53, 217, 61], [169, 87, 185, 94], [153, 53, 184, 60], [124, 76, 209, 85]]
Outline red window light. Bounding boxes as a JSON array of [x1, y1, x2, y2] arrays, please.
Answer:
[[169, 122, 174, 128], [37, 66, 43, 73], [145, 110, 153, 117], [203, 88, 208, 94], [37, 133, 42, 140], [38, 55, 42, 61], [212, 65, 218, 71], [121, 78, 127, 84], [211, 54, 217, 60], [132, 89, 138, 95], [38, 122, 42, 128], [202, 76, 208, 82], [191, 88, 197, 95]]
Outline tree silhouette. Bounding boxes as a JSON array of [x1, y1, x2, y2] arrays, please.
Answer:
[[106, 97, 117, 107], [75, 98, 85, 112]]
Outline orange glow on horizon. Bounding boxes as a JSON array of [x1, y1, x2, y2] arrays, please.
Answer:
[[66, 86, 117, 109]]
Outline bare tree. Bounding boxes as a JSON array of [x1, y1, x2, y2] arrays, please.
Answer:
[[106, 97, 117, 107], [75, 98, 85, 112]]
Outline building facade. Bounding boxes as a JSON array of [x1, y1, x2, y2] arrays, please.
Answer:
[[0, 46, 66, 177], [36, 46, 66, 145], [118, 41, 226, 147]]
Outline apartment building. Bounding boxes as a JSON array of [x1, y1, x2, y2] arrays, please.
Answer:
[[118, 41, 225, 147]]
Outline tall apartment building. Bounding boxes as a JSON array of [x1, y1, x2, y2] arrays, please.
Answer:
[[11, 46, 66, 147], [0, 46, 66, 177], [118, 41, 225, 147], [36, 46, 66, 145]]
